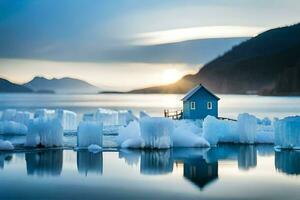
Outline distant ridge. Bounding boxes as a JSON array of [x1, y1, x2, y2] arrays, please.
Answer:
[[24, 76, 100, 94], [130, 23, 300, 95], [0, 78, 33, 93]]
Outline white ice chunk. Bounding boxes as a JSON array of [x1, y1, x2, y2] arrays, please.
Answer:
[[255, 125, 274, 143], [34, 109, 55, 119], [1, 109, 16, 121], [116, 121, 141, 146], [140, 117, 173, 149], [173, 120, 209, 147], [77, 121, 103, 148], [139, 111, 150, 119], [237, 113, 257, 144], [118, 110, 138, 126], [0, 121, 28, 135], [26, 117, 63, 147], [203, 116, 222, 146], [274, 116, 300, 149], [95, 108, 118, 126], [55, 109, 77, 132], [88, 144, 102, 153], [0, 140, 14, 150], [15, 111, 32, 126], [121, 138, 145, 149]]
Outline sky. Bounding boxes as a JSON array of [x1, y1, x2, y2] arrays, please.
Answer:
[[0, 0, 300, 91]]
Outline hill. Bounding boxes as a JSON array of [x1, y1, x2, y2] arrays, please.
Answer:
[[0, 78, 33, 93], [130, 23, 300, 95], [24, 76, 100, 94]]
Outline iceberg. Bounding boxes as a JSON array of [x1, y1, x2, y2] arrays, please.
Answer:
[[82, 113, 94, 121], [26, 117, 63, 147], [15, 111, 32, 126], [140, 117, 173, 149], [34, 109, 55, 118], [88, 144, 102, 153], [95, 108, 118, 126], [1, 109, 17, 121], [0, 121, 28, 135], [121, 138, 145, 149], [274, 116, 300, 149], [56, 109, 77, 132], [116, 120, 141, 146], [173, 120, 209, 147], [237, 113, 257, 144], [0, 140, 14, 150], [77, 121, 103, 148], [139, 111, 150, 119], [118, 110, 137, 126]]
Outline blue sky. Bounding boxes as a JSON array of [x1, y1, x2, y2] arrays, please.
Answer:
[[0, 0, 300, 90]]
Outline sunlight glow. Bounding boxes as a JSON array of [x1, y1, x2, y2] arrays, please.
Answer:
[[162, 68, 182, 84], [133, 26, 268, 45]]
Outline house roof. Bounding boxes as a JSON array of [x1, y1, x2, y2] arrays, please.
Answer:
[[181, 84, 220, 101]]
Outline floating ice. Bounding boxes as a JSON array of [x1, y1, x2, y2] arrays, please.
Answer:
[[0, 121, 28, 135], [95, 108, 118, 126], [121, 138, 145, 149], [77, 121, 103, 148], [173, 120, 209, 147], [88, 144, 102, 153], [0, 140, 14, 150], [34, 109, 55, 118], [237, 113, 257, 144], [140, 117, 173, 149], [56, 109, 77, 132], [139, 111, 150, 119], [274, 116, 300, 149], [118, 110, 137, 126], [26, 117, 63, 147], [116, 121, 141, 146], [255, 125, 274, 143], [82, 113, 94, 121], [1, 109, 17, 121], [203, 116, 224, 146], [15, 111, 32, 126]]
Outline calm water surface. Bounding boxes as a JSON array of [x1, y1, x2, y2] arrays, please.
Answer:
[[1, 94, 300, 199]]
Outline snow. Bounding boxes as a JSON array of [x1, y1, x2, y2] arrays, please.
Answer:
[[26, 117, 63, 147], [1, 109, 17, 121], [0, 140, 14, 150], [237, 113, 257, 144], [88, 144, 102, 153], [56, 109, 77, 132], [274, 116, 300, 149], [95, 108, 118, 126], [140, 117, 173, 149], [77, 121, 103, 148], [0, 121, 28, 135]]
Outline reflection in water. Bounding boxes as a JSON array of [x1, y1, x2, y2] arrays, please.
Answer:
[[0, 153, 13, 169], [119, 149, 141, 166], [183, 158, 218, 190], [275, 150, 300, 175], [77, 151, 103, 176], [140, 150, 173, 175], [238, 145, 257, 170], [26, 150, 63, 176]]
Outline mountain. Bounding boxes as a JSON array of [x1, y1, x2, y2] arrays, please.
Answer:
[[24, 77, 100, 93], [130, 23, 300, 95], [0, 78, 33, 93]]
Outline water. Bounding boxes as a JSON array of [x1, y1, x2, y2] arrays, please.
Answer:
[[1, 93, 300, 119], [1, 94, 300, 199], [0, 145, 300, 199]]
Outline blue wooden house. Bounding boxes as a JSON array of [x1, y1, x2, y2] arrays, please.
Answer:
[[181, 84, 220, 120]]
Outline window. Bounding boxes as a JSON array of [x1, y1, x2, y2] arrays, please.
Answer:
[[207, 101, 213, 110], [190, 101, 196, 110]]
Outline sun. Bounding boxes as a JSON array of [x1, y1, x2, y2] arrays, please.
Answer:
[[162, 68, 181, 84]]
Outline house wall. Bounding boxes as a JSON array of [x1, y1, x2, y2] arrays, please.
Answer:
[[182, 88, 218, 119]]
